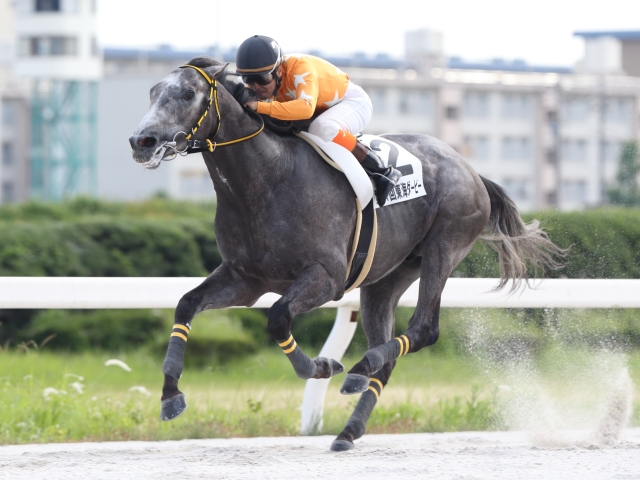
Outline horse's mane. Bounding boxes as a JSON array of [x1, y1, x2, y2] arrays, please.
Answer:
[[186, 56, 258, 107], [185, 55, 311, 136]]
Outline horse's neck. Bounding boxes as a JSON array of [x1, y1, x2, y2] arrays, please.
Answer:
[[203, 121, 289, 208]]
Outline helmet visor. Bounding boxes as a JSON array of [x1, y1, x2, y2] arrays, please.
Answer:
[[242, 73, 275, 86]]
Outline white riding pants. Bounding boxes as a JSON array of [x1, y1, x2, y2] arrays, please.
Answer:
[[308, 82, 373, 143]]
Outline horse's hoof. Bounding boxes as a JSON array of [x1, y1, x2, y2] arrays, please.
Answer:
[[330, 439, 355, 452], [330, 359, 344, 376], [340, 373, 370, 395], [160, 393, 187, 421], [312, 357, 345, 379]]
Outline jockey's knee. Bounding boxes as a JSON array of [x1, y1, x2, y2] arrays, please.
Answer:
[[308, 120, 341, 143], [267, 301, 292, 340]]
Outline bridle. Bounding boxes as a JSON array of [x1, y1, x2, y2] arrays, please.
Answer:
[[157, 64, 265, 161]]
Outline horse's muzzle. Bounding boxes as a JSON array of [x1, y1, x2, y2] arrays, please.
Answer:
[[129, 134, 158, 151]]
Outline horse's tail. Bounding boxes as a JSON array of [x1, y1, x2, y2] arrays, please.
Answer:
[[479, 176, 567, 291]]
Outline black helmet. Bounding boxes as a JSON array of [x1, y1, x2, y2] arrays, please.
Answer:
[[235, 35, 283, 75]]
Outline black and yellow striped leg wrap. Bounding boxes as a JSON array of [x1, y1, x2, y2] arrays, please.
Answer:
[[363, 334, 412, 374], [367, 378, 384, 400], [277, 334, 317, 379], [278, 335, 297, 355], [395, 335, 410, 357], [171, 324, 191, 342], [162, 323, 191, 380]]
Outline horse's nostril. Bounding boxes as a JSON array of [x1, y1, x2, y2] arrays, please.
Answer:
[[138, 136, 157, 148]]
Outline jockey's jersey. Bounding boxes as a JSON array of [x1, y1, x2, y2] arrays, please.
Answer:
[[256, 54, 350, 121]]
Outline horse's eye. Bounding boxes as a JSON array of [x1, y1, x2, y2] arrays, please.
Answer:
[[183, 90, 195, 101]]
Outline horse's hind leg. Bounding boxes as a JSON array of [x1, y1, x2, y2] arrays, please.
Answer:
[[331, 257, 421, 452], [341, 209, 486, 394], [267, 263, 344, 380], [161, 263, 265, 421]]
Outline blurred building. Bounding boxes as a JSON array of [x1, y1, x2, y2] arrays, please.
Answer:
[[1, 14, 640, 211], [13, 0, 101, 201], [0, 0, 30, 203]]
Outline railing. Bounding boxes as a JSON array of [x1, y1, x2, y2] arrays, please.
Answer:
[[2, 277, 639, 433]]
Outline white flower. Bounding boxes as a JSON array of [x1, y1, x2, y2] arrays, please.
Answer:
[[129, 386, 151, 396], [64, 373, 84, 381], [104, 359, 132, 372], [69, 382, 84, 394], [43, 387, 67, 399]]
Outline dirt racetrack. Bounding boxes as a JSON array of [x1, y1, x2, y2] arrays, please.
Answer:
[[1, 429, 640, 479]]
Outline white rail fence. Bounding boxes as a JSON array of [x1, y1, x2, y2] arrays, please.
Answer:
[[2, 277, 639, 433]]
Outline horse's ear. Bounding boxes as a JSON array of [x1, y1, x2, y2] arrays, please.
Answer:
[[204, 63, 230, 79]]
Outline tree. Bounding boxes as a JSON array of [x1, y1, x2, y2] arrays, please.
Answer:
[[607, 140, 640, 206]]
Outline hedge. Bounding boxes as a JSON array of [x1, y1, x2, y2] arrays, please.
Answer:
[[2, 200, 640, 280], [453, 209, 640, 279]]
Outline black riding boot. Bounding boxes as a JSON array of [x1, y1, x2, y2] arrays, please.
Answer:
[[361, 150, 402, 207]]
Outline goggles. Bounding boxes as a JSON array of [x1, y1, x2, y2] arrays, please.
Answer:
[[242, 72, 276, 86]]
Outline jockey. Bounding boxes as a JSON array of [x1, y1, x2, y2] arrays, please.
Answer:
[[236, 35, 402, 207]]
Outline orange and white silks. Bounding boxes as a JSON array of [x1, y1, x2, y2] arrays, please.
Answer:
[[256, 54, 350, 121]]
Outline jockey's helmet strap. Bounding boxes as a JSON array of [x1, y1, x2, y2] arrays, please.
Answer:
[[179, 64, 264, 155]]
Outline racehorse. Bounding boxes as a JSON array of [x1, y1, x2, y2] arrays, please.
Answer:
[[129, 57, 564, 451]]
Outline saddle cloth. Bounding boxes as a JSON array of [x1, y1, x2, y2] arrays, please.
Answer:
[[359, 134, 427, 207]]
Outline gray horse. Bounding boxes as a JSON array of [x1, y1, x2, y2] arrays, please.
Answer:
[[129, 57, 563, 451]]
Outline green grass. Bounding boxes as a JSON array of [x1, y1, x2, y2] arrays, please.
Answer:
[[0, 346, 494, 444], [3, 306, 640, 445]]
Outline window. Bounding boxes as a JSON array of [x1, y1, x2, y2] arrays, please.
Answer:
[[561, 180, 587, 204], [561, 139, 588, 162], [399, 89, 434, 116], [464, 135, 490, 160], [562, 97, 590, 123], [602, 140, 622, 163], [36, 0, 60, 11], [502, 178, 531, 202], [501, 93, 533, 120], [2, 142, 14, 166], [445, 106, 458, 120], [19, 36, 77, 57], [2, 100, 17, 126], [605, 97, 633, 124], [463, 91, 490, 118], [501, 136, 533, 160], [179, 171, 214, 199], [1, 182, 15, 203], [369, 89, 388, 114], [91, 37, 100, 57]]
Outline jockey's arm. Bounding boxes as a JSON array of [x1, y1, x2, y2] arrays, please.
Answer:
[[256, 64, 319, 121]]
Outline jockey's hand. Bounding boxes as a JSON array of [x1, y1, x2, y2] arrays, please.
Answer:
[[244, 101, 258, 111]]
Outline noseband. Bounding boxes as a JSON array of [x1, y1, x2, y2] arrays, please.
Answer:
[[159, 64, 265, 160]]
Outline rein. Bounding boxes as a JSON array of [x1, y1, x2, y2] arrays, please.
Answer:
[[160, 64, 265, 159]]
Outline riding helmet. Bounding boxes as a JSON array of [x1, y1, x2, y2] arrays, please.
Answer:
[[235, 35, 283, 75]]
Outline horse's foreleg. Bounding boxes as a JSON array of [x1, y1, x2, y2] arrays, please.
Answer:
[[160, 263, 265, 421], [268, 263, 343, 380], [332, 257, 421, 451]]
